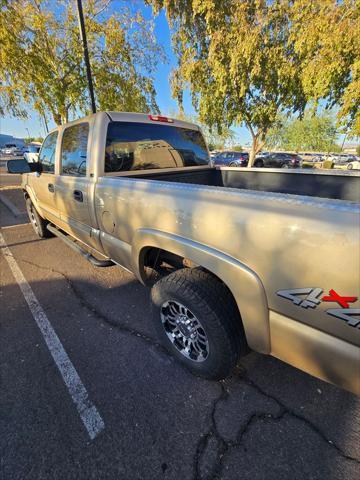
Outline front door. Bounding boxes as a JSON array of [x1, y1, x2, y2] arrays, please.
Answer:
[[28, 130, 59, 224]]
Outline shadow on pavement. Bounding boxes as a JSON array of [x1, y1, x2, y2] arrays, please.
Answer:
[[0, 267, 359, 480]]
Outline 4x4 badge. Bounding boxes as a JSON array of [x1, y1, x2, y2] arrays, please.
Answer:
[[277, 288, 323, 309], [276, 288, 360, 328]]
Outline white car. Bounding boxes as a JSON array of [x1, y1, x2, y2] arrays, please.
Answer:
[[346, 159, 360, 170], [2, 143, 23, 156], [24, 145, 41, 162]]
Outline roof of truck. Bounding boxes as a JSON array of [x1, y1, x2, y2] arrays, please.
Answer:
[[106, 111, 200, 130], [49, 111, 200, 133]]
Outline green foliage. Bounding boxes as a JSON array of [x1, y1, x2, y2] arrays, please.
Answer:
[[168, 109, 235, 149], [357, 145, 360, 156], [148, 0, 359, 163], [147, 0, 307, 165], [207, 143, 223, 152], [266, 111, 340, 152], [24, 136, 44, 144], [231, 145, 243, 152], [0, 1, 164, 125], [290, 0, 359, 136]]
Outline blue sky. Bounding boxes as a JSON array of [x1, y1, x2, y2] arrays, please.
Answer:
[[0, 2, 252, 145]]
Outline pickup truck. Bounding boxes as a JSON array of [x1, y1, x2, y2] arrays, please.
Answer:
[[7, 112, 360, 395]]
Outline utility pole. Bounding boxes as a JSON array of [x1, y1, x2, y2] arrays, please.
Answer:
[[76, 0, 96, 114], [42, 113, 49, 134], [341, 132, 347, 152]]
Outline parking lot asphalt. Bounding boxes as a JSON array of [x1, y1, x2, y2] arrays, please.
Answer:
[[0, 179, 359, 480]]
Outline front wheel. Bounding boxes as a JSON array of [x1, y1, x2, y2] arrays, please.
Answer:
[[26, 197, 52, 238], [151, 267, 248, 379], [347, 163, 353, 170]]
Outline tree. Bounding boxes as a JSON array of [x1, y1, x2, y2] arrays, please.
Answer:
[[232, 145, 243, 152], [24, 136, 44, 144], [0, 1, 164, 125], [290, 0, 359, 136], [147, 0, 306, 166], [168, 109, 235, 150], [266, 111, 340, 152]]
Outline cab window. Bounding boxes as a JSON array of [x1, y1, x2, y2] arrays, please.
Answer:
[[61, 123, 89, 176], [38, 131, 58, 173], [105, 121, 209, 172]]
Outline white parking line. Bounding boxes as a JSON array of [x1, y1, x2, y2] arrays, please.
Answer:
[[1, 223, 30, 229], [0, 232, 105, 440]]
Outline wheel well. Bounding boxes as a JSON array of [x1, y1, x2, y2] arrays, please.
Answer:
[[23, 190, 47, 220], [141, 247, 196, 284], [142, 246, 248, 350], [141, 246, 245, 324]]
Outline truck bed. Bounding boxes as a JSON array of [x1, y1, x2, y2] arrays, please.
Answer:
[[129, 167, 359, 202]]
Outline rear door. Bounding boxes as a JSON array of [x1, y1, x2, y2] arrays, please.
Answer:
[[54, 122, 100, 249]]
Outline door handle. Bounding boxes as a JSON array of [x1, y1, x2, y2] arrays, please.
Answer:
[[73, 190, 83, 202], [48, 183, 55, 193]]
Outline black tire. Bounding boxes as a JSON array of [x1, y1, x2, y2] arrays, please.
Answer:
[[254, 159, 264, 168], [347, 163, 353, 170], [229, 161, 237, 167], [26, 197, 52, 238], [151, 267, 248, 379]]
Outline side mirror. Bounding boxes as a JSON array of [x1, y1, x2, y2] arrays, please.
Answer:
[[7, 158, 42, 174]]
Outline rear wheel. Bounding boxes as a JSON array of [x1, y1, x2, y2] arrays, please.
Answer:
[[151, 267, 248, 379], [229, 161, 238, 167], [254, 159, 264, 168], [26, 197, 52, 238], [347, 163, 353, 170]]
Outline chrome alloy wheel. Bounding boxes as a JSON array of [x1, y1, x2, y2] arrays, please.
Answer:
[[160, 300, 209, 362], [27, 202, 39, 234]]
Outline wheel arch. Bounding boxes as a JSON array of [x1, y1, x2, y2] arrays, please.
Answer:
[[24, 185, 45, 219], [132, 228, 270, 354]]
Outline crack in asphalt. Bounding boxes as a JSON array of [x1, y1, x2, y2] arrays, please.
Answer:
[[15, 256, 360, 479], [192, 380, 286, 480], [240, 373, 360, 463], [193, 370, 359, 480], [193, 381, 228, 480]]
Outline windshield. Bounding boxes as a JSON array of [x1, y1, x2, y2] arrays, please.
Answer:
[[105, 121, 209, 172]]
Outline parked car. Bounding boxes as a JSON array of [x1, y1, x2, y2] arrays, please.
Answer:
[[6, 111, 360, 394], [346, 159, 360, 170], [212, 150, 249, 167], [1, 143, 23, 156], [255, 151, 271, 158], [254, 152, 302, 168], [24, 144, 41, 163]]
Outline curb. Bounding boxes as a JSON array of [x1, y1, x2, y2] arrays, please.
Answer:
[[0, 192, 23, 217]]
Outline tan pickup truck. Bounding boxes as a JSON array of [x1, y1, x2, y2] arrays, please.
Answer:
[[8, 112, 360, 394]]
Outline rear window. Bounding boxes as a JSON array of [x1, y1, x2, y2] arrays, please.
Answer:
[[105, 121, 209, 172]]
